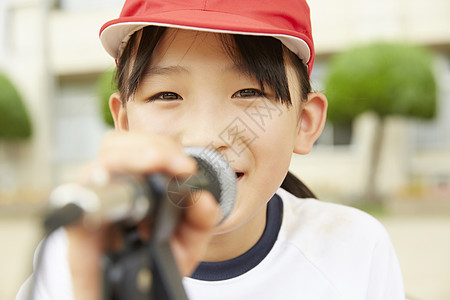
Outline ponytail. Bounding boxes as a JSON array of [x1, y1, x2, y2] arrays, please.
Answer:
[[281, 171, 317, 199]]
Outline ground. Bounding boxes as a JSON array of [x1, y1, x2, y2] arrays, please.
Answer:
[[1, 204, 449, 300]]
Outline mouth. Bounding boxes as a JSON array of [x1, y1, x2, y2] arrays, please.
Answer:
[[235, 172, 244, 181]]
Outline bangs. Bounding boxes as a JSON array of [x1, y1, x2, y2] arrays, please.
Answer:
[[220, 34, 292, 105], [116, 26, 310, 104]]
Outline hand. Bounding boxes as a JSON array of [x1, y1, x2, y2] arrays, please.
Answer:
[[67, 131, 221, 300]]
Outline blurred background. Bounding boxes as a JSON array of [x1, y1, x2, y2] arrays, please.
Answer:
[[0, 0, 449, 299]]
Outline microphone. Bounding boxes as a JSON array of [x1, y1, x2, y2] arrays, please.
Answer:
[[44, 146, 237, 231]]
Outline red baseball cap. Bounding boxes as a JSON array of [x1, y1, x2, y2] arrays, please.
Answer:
[[100, 0, 315, 75]]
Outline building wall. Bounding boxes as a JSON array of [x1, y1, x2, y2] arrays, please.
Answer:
[[1, 0, 53, 199], [1, 0, 449, 202], [310, 0, 450, 52]]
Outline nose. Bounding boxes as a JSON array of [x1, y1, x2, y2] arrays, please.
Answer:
[[179, 104, 258, 164], [179, 102, 229, 151]]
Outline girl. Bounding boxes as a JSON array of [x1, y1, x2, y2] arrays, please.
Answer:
[[18, 0, 405, 299]]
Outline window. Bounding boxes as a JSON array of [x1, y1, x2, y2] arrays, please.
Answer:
[[311, 59, 354, 147], [410, 54, 450, 151], [53, 75, 109, 162]]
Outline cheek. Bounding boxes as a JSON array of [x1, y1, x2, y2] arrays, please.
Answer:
[[249, 110, 299, 154], [247, 110, 299, 181], [126, 104, 179, 134], [253, 129, 294, 172]]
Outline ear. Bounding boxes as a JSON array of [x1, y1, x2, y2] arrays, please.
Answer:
[[109, 92, 129, 131], [294, 92, 328, 155]]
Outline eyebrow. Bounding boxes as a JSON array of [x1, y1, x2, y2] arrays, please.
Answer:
[[143, 63, 255, 80], [144, 65, 189, 77], [225, 63, 256, 79]]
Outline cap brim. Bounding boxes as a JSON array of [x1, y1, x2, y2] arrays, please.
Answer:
[[99, 10, 313, 71]]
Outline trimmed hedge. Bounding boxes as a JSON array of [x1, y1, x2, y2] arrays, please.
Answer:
[[0, 73, 32, 140]]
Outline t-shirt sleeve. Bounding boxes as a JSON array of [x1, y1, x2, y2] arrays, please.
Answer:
[[15, 228, 75, 300], [364, 221, 405, 299]]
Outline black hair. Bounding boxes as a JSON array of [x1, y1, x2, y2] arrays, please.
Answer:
[[115, 26, 316, 199]]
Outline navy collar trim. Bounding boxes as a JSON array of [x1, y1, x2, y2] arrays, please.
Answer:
[[190, 193, 283, 281]]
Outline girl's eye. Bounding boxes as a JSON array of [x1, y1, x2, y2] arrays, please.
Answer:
[[232, 88, 264, 98], [148, 92, 183, 101]]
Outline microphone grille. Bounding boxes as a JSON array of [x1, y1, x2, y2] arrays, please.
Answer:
[[184, 147, 236, 221]]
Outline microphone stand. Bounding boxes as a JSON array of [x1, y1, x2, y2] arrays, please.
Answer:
[[102, 174, 189, 300]]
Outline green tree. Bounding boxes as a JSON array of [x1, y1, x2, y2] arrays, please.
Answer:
[[97, 69, 117, 127], [0, 72, 32, 198], [0, 73, 32, 140], [324, 42, 437, 204]]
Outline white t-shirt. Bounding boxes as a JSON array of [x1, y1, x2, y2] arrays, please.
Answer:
[[17, 188, 405, 299]]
